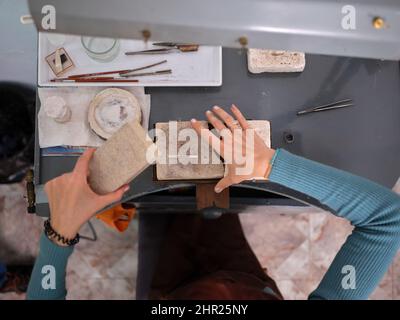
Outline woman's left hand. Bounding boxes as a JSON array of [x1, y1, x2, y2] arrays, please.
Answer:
[[191, 105, 275, 193]]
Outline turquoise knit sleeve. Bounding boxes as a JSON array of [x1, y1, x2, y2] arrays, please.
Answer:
[[26, 232, 74, 300], [269, 149, 400, 300]]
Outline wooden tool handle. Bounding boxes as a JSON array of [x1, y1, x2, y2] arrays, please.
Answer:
[[52, 76, 115, 82], [178, 44, 199, 52]]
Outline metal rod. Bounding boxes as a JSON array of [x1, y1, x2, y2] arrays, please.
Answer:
[[125, 48, 172, 55], [65, 60, 167, 78], [120, 69, 172, 77], [119, 60, 167, 74], [55, 79, 139, 83]]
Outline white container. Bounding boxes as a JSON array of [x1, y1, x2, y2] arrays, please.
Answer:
[[38, 32, 222, 87]]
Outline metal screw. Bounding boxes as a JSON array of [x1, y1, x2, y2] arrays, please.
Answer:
[[372, 17, 385, 29], [142, 29, 151, 41], [238, 36, 248, 47]]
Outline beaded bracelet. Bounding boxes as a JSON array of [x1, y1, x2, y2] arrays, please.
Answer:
[[44, 219, 80, 246]]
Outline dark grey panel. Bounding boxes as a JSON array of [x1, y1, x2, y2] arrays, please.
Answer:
[[147, 50, 400, 187]]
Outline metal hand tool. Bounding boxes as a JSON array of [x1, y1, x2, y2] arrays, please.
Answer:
[[125, 43, 199, 55], [297, 99, 354, 116]]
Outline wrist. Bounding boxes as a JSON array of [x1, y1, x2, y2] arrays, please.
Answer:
[[52, 226, 78, 240], [256, 149, 275, 180], [50, 216, 79, 240], [44, 219, 80, 247], [47, 234, 70, 247]]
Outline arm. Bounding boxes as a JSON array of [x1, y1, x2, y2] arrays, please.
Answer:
[[269, 149, 400, 300], [26, 233, 74, 300], [27, 149, 129, 300], [192, 105, 400, 300]]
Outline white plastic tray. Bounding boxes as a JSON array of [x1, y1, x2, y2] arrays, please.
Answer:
[[38, 32, 222, 87]]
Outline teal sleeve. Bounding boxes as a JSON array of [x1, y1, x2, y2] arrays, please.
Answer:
[[26, 232, 74, 300], [269, 149, 400, 300]]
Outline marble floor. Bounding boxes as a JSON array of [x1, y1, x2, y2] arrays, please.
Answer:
[[0, 178, 399, 300]]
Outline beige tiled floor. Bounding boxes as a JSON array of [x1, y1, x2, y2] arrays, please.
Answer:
[[65, 218, 138, 299], [0, 179, 399, 300], [240, 209, 400, 300]]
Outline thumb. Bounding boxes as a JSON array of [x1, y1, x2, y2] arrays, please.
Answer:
[[74, 148, 96, 177], [100, 184, 130, 206], [214, 177, 232, 193]]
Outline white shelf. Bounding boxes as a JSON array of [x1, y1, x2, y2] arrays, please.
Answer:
[[38, 32, 222, 87]]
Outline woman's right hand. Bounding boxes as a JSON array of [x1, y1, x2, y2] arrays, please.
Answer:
[[191, 104, 276, 193], [44, 148, 129, 245]]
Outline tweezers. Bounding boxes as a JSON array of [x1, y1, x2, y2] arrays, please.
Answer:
[[153, 42, 199, 52], [297, 99, 354, 116], [125, 43, 199, 55]]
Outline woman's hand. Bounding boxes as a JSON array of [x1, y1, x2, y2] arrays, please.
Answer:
[[191, 104, 275, 193], [44, 148, 129, 244]]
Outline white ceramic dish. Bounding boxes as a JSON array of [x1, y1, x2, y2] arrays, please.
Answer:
[[38, 32, 222, 87]]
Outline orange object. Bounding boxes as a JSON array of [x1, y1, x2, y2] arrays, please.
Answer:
[[96, 204, 136, 232]]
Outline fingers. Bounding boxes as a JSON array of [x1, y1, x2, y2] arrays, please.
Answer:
[[212, 106, 240, 131], [214, 176, 233, 193], [100, 184, 130, 206], [231, 104, 250, 130], [74, 148, 96, 177], [191, 119, 223, 155], [206, 109, 227, 132]]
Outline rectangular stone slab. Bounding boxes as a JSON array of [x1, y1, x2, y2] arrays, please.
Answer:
[[89, 121, 156, 195], [155, 120, 270, 181], [247, 49, 305, 73], [247, 120, 271, 148], [155, 121, 224, 180]]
